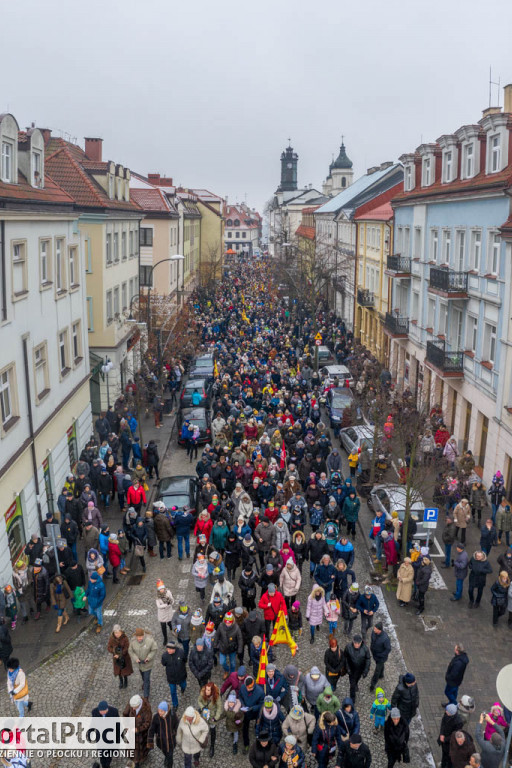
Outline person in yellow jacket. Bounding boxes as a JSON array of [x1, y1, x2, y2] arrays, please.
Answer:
[[348, 449, 359, 478]]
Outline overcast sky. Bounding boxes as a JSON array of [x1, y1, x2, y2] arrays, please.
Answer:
[[3, 0, 512, 214]]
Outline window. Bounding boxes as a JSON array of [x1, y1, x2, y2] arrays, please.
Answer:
[[113, 286, 120, 316], [227, 219, 232, 226], [422, 157, 431, 186], [40, 239, 51, 285], [427, 297, 436, 329], [488, 232, 500, 274], [470, 231, 481, 271], [490, 134, 501, 173], [442, 230, 451, 264], [242, 232, 247, 238], [456, 231, 465, 271], [466, 316, 478, 353], [0, 365, 16, 425], [55, 238, 65, 292], [139, 228, 153, 246], [32, 151, 42, 186], [430, 229, 438, 263], [121, 282, 127, 311], [1, 142, 13, 182], [86, 297, 94, 331], [234, 219, 240, 226], [139, 265, 153, 287], [72, 321, 82, 362], [451, 308, 463, 349], [69, 246, 78, 287], [443, 150, 453, 182], [108, 175, 114, 198], [227, 232, 232, 238], [464, 143, 474, 178], [58, 329, 70, 375], [12, 241, 27, 296], [483, 323, 497, 364], [113, 232, 119, 263], [403, 227, 410, 256], [106, 290, 113, 324], [34, 343, 49, 399], [121, 231, 127, 261], [106, 233, 112, 265], [438, 303, 447, 336], [235, 232, 240, 238], [404, 165, 413, 191], [412, 291, 419, 320], [85, 238, 92, 273]]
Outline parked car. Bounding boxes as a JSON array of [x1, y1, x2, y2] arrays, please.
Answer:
[[367, 484, 431, 543], [177, 407, 212, 446], [180, 378, 212, 409], [156, 475, 200, 516], [317, 345, 334, 365], [320, 365, 354, 387], [339, 425, 374, 454], [326, 387, 354, 426], [189, 354, 215, 382]]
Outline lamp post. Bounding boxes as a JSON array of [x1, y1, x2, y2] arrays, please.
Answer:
[[144, 254, 185, 332], [101, 357, 114, 408]]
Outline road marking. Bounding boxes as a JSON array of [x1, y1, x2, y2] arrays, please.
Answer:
[[429, 536, 445, 557], [103, 609, 117, 617], [179, 579, 189, 588], [127, 609, 148, 616], [181, 564, 191, 573]]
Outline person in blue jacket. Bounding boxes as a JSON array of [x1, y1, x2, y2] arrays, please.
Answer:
[[85, 571, 106, 633], [264, 663, 289, 705], [99, 525, 111, 578], [313, 555, 336, 599], [334, 535, 355, 569], [239, 676, 265, 751], [335, 696, 360, 739], [174, 506, 194, 560], [356, 586, 380, 642]]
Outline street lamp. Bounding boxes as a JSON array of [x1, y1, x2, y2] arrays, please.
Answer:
[[171, 253, 185, 306], [101, 357, 114, 408]]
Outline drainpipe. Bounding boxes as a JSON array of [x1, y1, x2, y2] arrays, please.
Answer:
[[353, 222, 359, 332], [22, 335, 44, 527]]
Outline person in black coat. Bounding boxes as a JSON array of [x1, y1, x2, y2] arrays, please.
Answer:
[[369, 622, 391, 690], [391, 673, 419, 725], [438, 704, 464, 768], [343, 635, 370, 703], [239, 567, 259, 611], [248, 731, 279, 767], [0, 620, 13, 670], [146, 440, 160, 480], [337, 734, 372, 767], [91, 700, 120, 768], [468, 550, 493, 607], [224, 532, 241, 581], [443, 644, 469, 707], [324, 635, 345, 691], [161, 642, 187, 709], [384, 708, 410, 768], [24, 535, 43, 566], [147, 701, 178, 767]]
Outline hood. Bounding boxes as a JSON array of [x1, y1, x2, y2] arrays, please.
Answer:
[[375, 687, 387, 700], [472, 551, 488, 561], [309, 585, 325, 600], [247, 610, 259, 622], [292, 531, 305, 543], [342, 697, 354, 710], [224, 698, 241, 713], [309, 665, 321, 677], [309, 532, 325, 541]]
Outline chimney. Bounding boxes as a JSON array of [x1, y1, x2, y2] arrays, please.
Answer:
[[160, 177, 173, 186], [40, 128, 52, 145], [148, 173, 161, 185], [379, 161, 393, 170], [84, 137, 103, 162], [504, 84, 512, 114], [481, 107, 501, 118], [367, 166, 379, 174]]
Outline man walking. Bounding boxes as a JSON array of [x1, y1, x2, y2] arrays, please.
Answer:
[[369, 621, 391, 691], [91, 700, 119, 768], [343, 634, 370, 704], [442, 644, 469, 708], [441, 516, 457, 569], [450, 543, 469, 602]]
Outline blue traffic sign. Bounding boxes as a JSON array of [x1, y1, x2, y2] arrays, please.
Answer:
[[424, 507, 439, 523]]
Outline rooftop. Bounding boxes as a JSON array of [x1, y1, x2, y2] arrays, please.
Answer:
[[316, 164, 401, 215]]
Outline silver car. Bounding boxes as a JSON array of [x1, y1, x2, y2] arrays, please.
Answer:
[[320, 365, 354, 387], [368, 484, 431, 542], [339, 425, 374, 454]]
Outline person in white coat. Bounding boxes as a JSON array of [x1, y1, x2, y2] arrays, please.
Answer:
[[156, 580, 175, 646], [176, 706, 209, 768], [279, 560, 302, 610]]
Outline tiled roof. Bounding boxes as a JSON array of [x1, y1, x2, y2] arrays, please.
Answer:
[[316, 165, 401, 214], [296, 224, 316, 240], [45, 145, 141, 212], [0, 171, 75, 205], [393, 167, 512, 204], [354, 201, 393, 221], [130, 187, 173, 214]]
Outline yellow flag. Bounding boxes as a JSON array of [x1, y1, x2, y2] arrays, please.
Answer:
[[256, 635, 268, 685], [213, 359, 219, 378], [269, 609, 298, 656]]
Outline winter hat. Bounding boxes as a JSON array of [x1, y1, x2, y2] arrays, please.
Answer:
[[224, 612, 234, 625], [391, 708, 401, 719], [380, 531, 389, 540], [264, 696, 274, 709], [98, 701, 109, 711], [158, 701, 169, 712], [156, 580, 165, 590], [108, 533, 118, 542], [292, 600, 301, 610], [285, 735, 297, 746], [420, 546, 429, 557], [234, 606, 244, 616], [377, 691, 384, 700], [134, 627, 145, 637], [350, 583, 359, 592], [130, 695, 142, 709], [228, 692, 237, 703], [364, 586, 372, 595], [268, 583, 276, 593], [244, 533, 252, 542], [184, 706, 195, 719], [265, 563, 274, 572], [446, 704, 458, 715], [353, 634, 362, 644], [350, 734, 362, 744], [166, 640, 177, 649], [404, 673, 416, 684], [290, 705, 304, 720], [460, 695, 475, 709], [284, 665, 299, 685], [205, 621, 215, 632], [191, 609, 203, 625], [237, 666, 246, 677], [195, 638, 204, 647]]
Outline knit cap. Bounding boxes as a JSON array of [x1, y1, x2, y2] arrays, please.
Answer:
[[446, 704, 458, 715], [156, 580, 165, 590], [264, 695, 274, 709], [130, 695, 142, 708], [290, 705, 304, 720], [390, 708, 401, 718], [158, 701, 169, 712]]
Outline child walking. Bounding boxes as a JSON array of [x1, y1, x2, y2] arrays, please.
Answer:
[[370, 687, 391, 730], [324, 596, 340, 635]]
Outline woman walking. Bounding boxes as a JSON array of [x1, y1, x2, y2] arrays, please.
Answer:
[[107, 624, 133, 689], [85, 571, 106, 633], [6, 658, 31, 717], [50, 575, 72, 633], [156, 581, 176, 645], [490, 571, 510, 626], [132, 517, 147, 573], [197, 682, 224, 758]]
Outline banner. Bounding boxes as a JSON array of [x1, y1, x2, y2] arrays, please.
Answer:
[[269, 609, 298, 655]]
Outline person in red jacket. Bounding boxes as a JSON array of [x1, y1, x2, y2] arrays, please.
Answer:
[[264, 501, 280, 524], [126, 479, 146, 513], [258, 583, 287, 638], [194, 511, 213, 543], [108, 533, 122, 583], [381, 531, 399, 584], [435, 424, 450, 448]]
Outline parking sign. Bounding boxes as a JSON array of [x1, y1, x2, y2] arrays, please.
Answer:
[[424, 507, 438, 528]]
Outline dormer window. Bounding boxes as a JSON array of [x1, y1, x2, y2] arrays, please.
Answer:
[[1, 141, 13, 183], [490, 134, 501, 173], [108, 175, 114, 199], [422, 157, 432, 186], [234, 219, 240, 226], [32, 150, 42, 187], [464, 143, 474, 178], [443, 151, 453, 183], [404, 166, 413, 191], [227, 219, 232, 226]]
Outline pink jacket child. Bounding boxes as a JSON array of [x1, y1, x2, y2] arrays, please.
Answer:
[[280, 543, 296, 567], [484, 703, 508, 740], [324, 597, 341, 624]]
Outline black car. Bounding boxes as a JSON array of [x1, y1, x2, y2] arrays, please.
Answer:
[[326, 387, 354, 425], [189, 362, 214, 382], [156, 475, 200, 516], [177, 407, 212, 446], [180, 378, 212, 408]]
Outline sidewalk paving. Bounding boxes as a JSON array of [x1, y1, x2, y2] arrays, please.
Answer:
[[10, 407, 177, 673]]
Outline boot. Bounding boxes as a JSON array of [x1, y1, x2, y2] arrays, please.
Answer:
[[119, 677, 124, 689], [55, 615, 63, 633], [124, 676, 128, 688], [63, 611, 69, 625]]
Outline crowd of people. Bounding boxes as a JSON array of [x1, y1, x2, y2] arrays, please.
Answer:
[[2, 256, 510, 768]]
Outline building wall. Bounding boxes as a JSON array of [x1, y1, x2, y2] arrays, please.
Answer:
[[355, 219, 391, 363], [198, 201, 224, 282]]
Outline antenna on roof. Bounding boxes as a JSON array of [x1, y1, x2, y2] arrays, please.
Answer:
[[489, 66, 501, 107]]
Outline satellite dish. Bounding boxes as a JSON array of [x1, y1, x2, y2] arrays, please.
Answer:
[[496, 664, 512, 711]]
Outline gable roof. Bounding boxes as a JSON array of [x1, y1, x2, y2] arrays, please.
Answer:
[[0, 170, 75, 206], [130, 187, 174, 215], [316, 165, 402, 215], [353, 182, 403, 221]]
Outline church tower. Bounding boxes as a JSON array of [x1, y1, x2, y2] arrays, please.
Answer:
[[323, 138, 354, 196], [278, 142, 298, 192]]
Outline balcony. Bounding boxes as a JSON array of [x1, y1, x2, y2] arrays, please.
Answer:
[[384, 312, 409, 338], [386, 253, 411, 277], [357, 288, 374, 307], [428, 267, 468, 298], [425, 340, 464, 378]]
